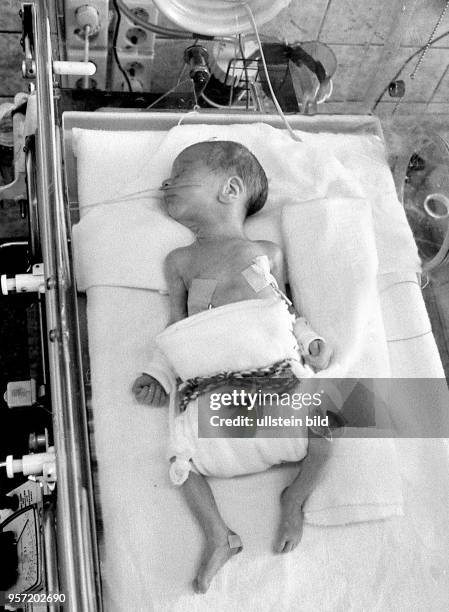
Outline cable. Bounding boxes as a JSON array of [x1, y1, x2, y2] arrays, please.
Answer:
[[191, 74, 211, 109], [410, 0, 449, 81], [200, 91, 249, 109], [241, 2, 302, 142], [115, 0, 194, 39], [115, 0, 236, 43], [144, 76, 191, 110], [238, 34, 250, 109], [372, 29, 449, 111], [112, 0, 132, 92]]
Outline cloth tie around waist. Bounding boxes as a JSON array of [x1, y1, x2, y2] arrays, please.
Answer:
[[177, 358, 299, 411]]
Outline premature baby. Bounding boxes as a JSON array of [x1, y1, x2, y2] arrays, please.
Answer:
[[132, 140, 332, 593]]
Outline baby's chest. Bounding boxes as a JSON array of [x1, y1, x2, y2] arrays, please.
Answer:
[[184, 247, 267, 283]]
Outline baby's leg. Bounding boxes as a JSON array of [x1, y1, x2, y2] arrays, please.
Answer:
[[276, 436, 331, 553], [182, 470, 242, 593]]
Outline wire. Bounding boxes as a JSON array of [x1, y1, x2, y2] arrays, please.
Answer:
[[410, 0, 449, 81], [145, 44, 210, 111], [200, 91, 250, 109], [144, 76, 191, 110], [112, 0, 132, 92], [115, 0, 194, 39], [114, 0, 236, 43], [372, 29, 449, 111], [191, 74, 211, 109], [228, 34, 239, 105], [238, 34, 250, 109], [242, 2, 302, 142]]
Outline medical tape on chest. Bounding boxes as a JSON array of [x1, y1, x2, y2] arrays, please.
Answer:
[[241, 261, 293, 308]]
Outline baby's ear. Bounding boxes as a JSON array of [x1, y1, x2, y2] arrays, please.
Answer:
[[219, 175, 245, 203]]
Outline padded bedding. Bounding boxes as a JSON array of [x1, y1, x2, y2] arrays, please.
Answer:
[[87, 286, 449, 612], [68, 115, 449, 611]]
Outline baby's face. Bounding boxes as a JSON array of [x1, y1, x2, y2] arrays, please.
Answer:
[[161, 149, 221, 223]]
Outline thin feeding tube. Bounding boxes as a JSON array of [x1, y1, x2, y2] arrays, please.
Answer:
[[70, 184, 204, 212], [32, 1, 101, 610]]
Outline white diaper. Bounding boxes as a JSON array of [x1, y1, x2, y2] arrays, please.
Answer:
[[150, 297, 314, 485], [169, 401, 308, 485]]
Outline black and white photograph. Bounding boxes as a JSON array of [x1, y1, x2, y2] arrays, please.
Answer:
[[1, 1, 449, 610]]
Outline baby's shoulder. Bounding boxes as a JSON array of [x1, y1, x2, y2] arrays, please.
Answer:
[[251, 240, 283, 265], [165, 245, 194, 274]]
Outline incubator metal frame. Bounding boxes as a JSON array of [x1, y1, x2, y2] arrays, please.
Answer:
[[23, 1, 388, 609], [24, 1, 101, 610]]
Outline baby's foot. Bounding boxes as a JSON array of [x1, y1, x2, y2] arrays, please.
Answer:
[[275, 487, 305, 553], [194, 531, 242, 594]]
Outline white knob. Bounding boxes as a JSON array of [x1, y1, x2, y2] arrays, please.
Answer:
[[75, 5, 100, 33], [53, 61, 96, 76]]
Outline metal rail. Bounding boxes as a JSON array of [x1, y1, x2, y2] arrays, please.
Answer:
[[30, 1, 102, 609]]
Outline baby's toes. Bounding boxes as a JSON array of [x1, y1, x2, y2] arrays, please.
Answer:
[[275, 523, 303, 554], [275, 488, 305, 553]]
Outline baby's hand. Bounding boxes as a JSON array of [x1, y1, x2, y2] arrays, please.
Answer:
[[304, 340, 333, 372], [132, 374, 168, 406]]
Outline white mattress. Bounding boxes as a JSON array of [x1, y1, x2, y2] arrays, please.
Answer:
[[87, 285, 449, 611], [67, 114, 449, 611]]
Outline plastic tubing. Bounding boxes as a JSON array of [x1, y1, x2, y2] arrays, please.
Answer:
[[201, 91, 250, 109], [240, 1, 303, 142]]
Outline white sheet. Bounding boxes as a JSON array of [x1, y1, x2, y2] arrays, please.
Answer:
[[87, 287, 449, 611], [72, 123, 421, 292], [71, 122, 449, 610]]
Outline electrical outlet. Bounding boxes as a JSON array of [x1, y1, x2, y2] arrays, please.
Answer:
[[113, 1, 158, 52], [64, 0, 110, 50], [111, 1, 158, 91], [111, 52, 155, 91]]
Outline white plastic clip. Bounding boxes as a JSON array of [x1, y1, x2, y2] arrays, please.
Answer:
[[1, 263, 45, 295]]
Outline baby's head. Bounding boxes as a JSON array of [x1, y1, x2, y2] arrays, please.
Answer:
[[162, 140, 268, 223]]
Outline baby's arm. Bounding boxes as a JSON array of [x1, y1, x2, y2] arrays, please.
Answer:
[[264, 242, 332, 372], [132, 250, 188, 406], [165, 249, 188, 324]]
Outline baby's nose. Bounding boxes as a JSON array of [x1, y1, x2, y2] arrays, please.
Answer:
[[160, 178, 171, 190]]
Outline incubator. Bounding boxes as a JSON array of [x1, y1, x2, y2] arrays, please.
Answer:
[[1, 1, 449, 611]]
